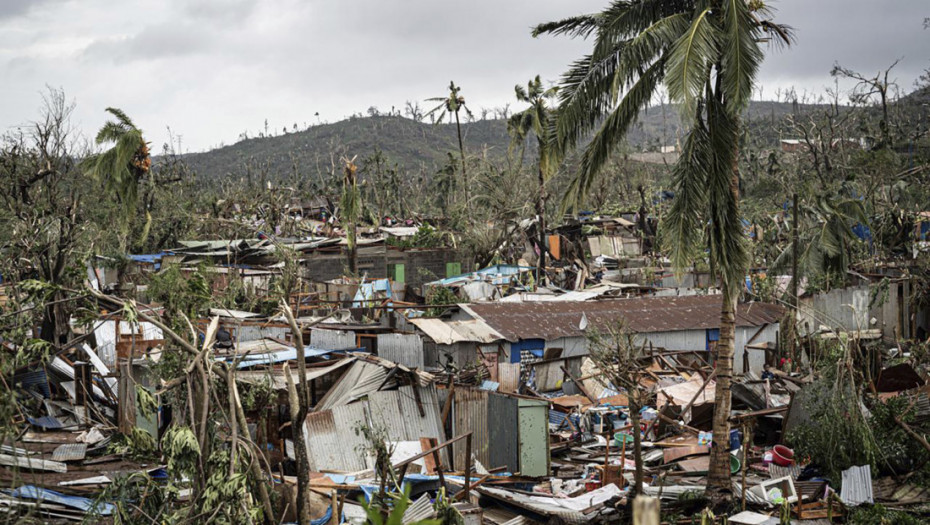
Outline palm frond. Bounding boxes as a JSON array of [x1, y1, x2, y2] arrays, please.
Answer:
[[533, 14, 601, 38], [703, 92, 748, 294], [665, 7, 718, 117], [661, 111, 711, 275], [562, 58, 665, 211], [720, 0, 763, 114], [104, 107, 136, 129]]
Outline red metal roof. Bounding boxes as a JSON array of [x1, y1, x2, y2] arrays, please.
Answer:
[[464, 295, 784, 341]]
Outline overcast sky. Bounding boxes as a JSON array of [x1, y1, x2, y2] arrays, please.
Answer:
[[1, 0, 927, 152]]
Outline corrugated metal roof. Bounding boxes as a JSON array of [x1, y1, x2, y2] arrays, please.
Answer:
[[841, 464, 873, 506], [304, 385, 447, 472], [314, 360, 389, 411], [234, 357, 355, 391], [409, 318, 504, 344], [464, 295, 784, 341]]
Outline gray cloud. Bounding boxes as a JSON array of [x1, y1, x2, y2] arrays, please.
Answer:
[[82, 23, 215, 64], [0, 0, 927, 152]]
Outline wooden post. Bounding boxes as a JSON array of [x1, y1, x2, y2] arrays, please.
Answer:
[[632, 496, 659, 525], [620, 437, 627, 486], [463, 433, 472, 500], [73, 361, 93, 426], [329, 491, 338, 525], [117, 358, 136, 434]]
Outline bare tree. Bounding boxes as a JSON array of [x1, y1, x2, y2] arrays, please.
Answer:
[[586, 323, 653, 495], [0, 88, 88, 345]]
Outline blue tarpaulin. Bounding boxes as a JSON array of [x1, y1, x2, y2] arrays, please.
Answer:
[[128, 253, 166, 270], [8, 485, 114, 515], [352, 278, 393, 307], [427, 264, 534, 288]]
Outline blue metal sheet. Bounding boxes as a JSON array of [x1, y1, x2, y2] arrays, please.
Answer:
[[221, 347, 351, 369], [15, 370, 51, 398], [479, 380, 500, 391], [27, 416, 63, 429], [9, 485, 114, 515]]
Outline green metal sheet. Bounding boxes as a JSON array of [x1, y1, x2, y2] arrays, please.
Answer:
[[518, 398, 549, 477]]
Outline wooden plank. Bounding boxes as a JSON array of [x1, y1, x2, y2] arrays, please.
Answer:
[[420, 437, 438, 474], [662, 446, 709, 464]]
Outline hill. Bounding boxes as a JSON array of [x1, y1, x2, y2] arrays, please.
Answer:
[[178, 100, 846, 181]]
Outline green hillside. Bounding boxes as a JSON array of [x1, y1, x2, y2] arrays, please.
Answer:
[[179, 100, 856, 181]]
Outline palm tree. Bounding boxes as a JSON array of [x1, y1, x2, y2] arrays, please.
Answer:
[[426, 82, 473, 210], [341, 156, 361, 275], [509, 76, 560, 285], [83, 108, 151, 251], [535, 0, 791, 499]]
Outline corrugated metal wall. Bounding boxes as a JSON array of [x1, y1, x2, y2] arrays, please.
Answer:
[[304, 403, 371, 472], [304, 384, 447, 472], [452, 388, 489, 470], [236, 325, 287, 343], [310, 328, 357, 350], [488, 393, 519, 473], [734, 324, 780, 373], [377, 333, 424, 368], [498, 363, 521, 393]]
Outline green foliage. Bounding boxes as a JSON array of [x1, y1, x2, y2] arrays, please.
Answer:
[[385, 225, 456, 249], [848, 504, 923, 525], [161, 425, 201, 479], [108, 427, 158, 460], [241, 376, 275, 412], [135, 385, 157, 420], [424, 286, 459, 316], [785, 376, 879, 482], [147, 263, 212, 319], [98, 424, 263, 525], [82, 107, 150, 249], [360, 484, 441, 525]]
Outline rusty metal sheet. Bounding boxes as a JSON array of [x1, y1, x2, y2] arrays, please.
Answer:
[[303, 403, 371, 472], [464, 296, 784, 341], [452, 388, 489, 470], [498, 363, 521, 394]]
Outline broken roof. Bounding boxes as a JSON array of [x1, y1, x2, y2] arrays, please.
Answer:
[[463, 295, 784, 341], [407, 317, 504, 345]]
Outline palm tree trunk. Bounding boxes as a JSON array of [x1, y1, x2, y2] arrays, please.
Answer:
[[707, 279, 737, 498], [347, 224, 358, 276], [536, 161, 547, 287], [454, 110, 468, 211]]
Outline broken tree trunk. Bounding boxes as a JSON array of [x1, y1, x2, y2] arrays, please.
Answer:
[[281, 301, 338, 525], [86, 288, 275, 525], [707, 285, 737, 500]]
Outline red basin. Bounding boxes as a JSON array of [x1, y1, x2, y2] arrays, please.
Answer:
[[772, 445, 795, 466]]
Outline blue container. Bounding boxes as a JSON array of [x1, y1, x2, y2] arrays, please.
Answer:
[[729, 429, 742, 452]]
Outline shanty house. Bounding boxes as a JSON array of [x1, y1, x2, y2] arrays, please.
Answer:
[[448, 295, 784, 375]]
